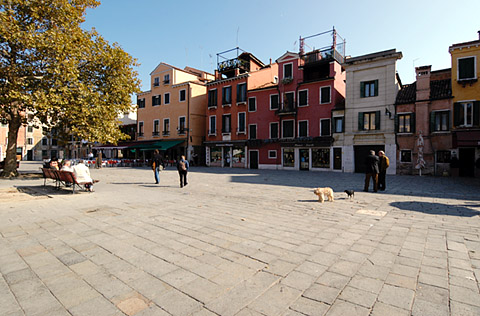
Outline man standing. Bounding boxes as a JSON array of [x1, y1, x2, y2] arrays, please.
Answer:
[[378, 150, 390, 191], [364, 150, 379, 192], [177, 155, 189, 188], [152, 149, 164, 184]]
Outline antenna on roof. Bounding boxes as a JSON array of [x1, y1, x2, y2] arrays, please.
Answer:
[[236, 27, 240, 47]]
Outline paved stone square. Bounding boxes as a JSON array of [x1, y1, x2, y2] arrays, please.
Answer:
[[1, 162, 480, 316]]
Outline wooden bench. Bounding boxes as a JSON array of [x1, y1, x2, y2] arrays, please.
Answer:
[[41, 168, 93, 193]]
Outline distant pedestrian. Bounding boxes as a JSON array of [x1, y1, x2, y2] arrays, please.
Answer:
[[176, 155, 189, 188], [378, 151, 390, 191], [364, 150, 379, 192], [151, 149, 164, 184]]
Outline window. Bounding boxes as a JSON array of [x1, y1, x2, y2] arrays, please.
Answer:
[[298, 120, 308, 137], [436, 151, 451, 163], [138, 122, 144, 136], [285, 92, 294, 110], [178, 117, 186, 134], [152, 95, 161, 106], [270, 94, 279, 110], [153, 77, 159, 87], [163, 74, 170, 84], [42, 137, 48, 146], [137, 98, 145, 108], [248, 97, 256, 112], [333, 117, 344, 133], [320, 86, 331, 104], [432, 111, 449, 132], [208, 89, 217, 108], [458, 56, 476, 80], [283, 63, 293, 79], [400, 150, 411, 163], [179, 89, 186, 102], [282, 120, 294, 138], [27, 138, 33, 145], [27, 126, 33, 133], [236, 83, 247, 103], [222, 114, 231, 133], [163, 119, 170, 136], [51, 138, 57, 146], [249, 124, 257, 139], [320, 119, 331, 136], [164, 93, 170, 104], [209, 116, 216, 135], [238, 112, 246, 134], [359, 111, 380, 130], [222, 86, 232, 105], [397, 113, 413, 133], [298, 90, 308, 107], [283, 148, 294, 167], [312, 148, 330, 168], [454, 102, 479, 127], [361, 80, 378, 98], [42, 150, 47, 158], [270, 122, 279, 139], [268, 150, 277, 159], [153, 120, 160, 136]]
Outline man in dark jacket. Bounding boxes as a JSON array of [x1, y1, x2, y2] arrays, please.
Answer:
[[152, 149, 164, 184], [364, 150, 379, 192], [177, 155, 189, 188]]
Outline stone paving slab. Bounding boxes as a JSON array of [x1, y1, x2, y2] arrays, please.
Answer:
[[0, 162, 480, 315]]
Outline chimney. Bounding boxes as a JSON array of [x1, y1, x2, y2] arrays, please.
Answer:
[[478, 30, 480, 40], [415, 65, 431, 101]]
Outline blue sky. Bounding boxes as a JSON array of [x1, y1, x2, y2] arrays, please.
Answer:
[[83, 0, 480, 92]]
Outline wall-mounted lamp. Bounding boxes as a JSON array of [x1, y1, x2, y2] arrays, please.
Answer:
[[385, 108, 392, 119]]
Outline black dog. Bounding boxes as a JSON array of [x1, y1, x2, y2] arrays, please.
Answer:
[[344, 190, 354, 199]]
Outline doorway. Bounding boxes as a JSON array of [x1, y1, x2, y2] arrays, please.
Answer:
[[249, 150, 258, 169], [333, 148, 342, 170], [459, 148, 475, 177], [354, 145, 384, 173], [299, 149, 309, 170]]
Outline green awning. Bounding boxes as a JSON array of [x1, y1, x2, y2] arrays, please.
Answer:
[[130, 140, 184, 151]]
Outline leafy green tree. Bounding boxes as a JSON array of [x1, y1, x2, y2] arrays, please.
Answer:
[[0, 0, 140, 177]]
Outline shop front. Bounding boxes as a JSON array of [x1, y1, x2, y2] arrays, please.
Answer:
[[205, 141, 247, 168], [280, 137, 333, 170]]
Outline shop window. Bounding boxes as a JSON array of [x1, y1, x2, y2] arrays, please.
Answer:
[[283, 148, 294, 167], [400, 150, 411, 163]]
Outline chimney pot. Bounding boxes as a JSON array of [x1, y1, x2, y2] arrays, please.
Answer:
[[478, 30, 480, 40]]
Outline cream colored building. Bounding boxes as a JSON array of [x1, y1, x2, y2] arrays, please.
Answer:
[[136, 63, 214, 163], [336, 49, 402, 173]]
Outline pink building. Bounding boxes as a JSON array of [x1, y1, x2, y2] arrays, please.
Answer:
[[247, 30, 346, 170]]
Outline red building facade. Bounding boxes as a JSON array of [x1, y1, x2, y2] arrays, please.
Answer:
[[204, 48, 277, 168], [247, 31, 346, 170]]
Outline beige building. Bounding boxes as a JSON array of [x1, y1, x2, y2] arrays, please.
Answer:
[[336, 49, 402, 173], [136, 63, 214, 163]]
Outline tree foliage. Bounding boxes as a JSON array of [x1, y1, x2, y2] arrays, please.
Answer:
[[0, 0, 140, 177]]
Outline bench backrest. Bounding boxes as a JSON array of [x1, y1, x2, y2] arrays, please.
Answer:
[[57, 170, 76, 184]]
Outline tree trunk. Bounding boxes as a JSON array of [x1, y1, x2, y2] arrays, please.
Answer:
[[1, 113, 22, 178]]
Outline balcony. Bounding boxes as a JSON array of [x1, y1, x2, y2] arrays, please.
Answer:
[[177, 129, 186, 135], [137, 132, 144, 137], [275, 106, 297, 116], [152, 131, 159, 136], [162, 131, 170, 136]]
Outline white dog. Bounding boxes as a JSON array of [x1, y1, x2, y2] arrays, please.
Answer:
[[313, 187, 334, 203]]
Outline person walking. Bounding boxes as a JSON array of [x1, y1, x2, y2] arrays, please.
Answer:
[[151, 149, 164, 184], [378, 150, 390, 191], [364, 150, 379, 192], [177, 155, 189, 188]]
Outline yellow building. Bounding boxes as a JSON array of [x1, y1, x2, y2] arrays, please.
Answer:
[[449, 32, 480, 177], [136, 63, 214, 164]]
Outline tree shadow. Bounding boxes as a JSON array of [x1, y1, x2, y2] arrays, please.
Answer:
[[390, 201, 480, 217]]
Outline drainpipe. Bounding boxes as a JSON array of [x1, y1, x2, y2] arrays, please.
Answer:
[[186, 82, 191, 161]]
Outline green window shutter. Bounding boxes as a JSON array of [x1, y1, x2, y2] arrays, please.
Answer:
[[411, 113, 416, 133], [394, 114, 399, 133], [374, 80, 379, 96], [474, 101, 480, 126], [453, 102, 461, 127], [360, 82, 365, 98], [375, 111, 381, 130], [358, 112, 364, 130], [430, 112, 435, 133], [447, 110, 451, 130]]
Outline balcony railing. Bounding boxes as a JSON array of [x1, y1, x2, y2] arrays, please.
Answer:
[[152, 131, 159, 136], [137, 132, 144, 137], [177, 129, 186, 135], [275, 106, 297, 116], [218, 57, 250, 73], [300, 47, 345, 66], [162, 131, 170, 136]]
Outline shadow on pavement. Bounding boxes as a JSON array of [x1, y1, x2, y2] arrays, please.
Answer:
[[390, 201, 480, 217]]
